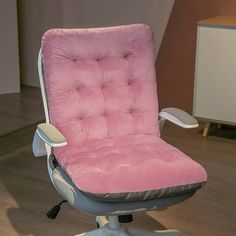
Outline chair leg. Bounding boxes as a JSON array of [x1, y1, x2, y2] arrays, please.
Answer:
[[96, 216, 108, 227], [75, 226, 181, 236], [203, 122, 211, 137], [75, 216, 181, 236], [75, 224, 130, 236], [128, 227, 181, 235]]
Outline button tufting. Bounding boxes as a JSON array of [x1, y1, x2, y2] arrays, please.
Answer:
[[124, 53, 130, 59], [129, 108, 136, 113], [96, 57, 103, 62], [78, 114, 84, 120], [72, 58, 78, 62], [76, 86, 82, 91], [100, 83, 106, 89], [127, 79, 134, 85]]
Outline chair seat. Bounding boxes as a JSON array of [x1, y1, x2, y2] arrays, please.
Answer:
[[54, 134, 207, 202]]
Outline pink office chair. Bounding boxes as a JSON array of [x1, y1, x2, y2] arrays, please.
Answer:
[[33, 24, 207, 236]]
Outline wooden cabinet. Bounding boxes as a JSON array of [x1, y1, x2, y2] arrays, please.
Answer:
[[193, 16, 236, 137]]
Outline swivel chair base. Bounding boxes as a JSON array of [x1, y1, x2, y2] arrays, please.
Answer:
[[75, 216, 181, 236]]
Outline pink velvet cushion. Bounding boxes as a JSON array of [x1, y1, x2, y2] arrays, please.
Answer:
[[42, 24, 207, 202], [42, 24, 158, 145], [54, 134, 207, 201]]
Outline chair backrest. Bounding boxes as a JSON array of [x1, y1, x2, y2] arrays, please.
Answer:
[[41, 24, 159, 145]]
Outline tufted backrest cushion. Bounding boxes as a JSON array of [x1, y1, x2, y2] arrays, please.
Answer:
[[42, 24, 159, 145]]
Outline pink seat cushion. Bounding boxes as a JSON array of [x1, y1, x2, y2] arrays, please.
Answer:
[[54, 134, 207, 201], [42, 24, 207, 202]]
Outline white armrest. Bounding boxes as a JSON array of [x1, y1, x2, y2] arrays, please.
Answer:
[[159, 107, 198, 129], [32, 131, 47, 157], [36, 123, 67, 147]]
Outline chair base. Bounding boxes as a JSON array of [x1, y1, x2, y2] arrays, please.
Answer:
[[75, 216, 181, 236]]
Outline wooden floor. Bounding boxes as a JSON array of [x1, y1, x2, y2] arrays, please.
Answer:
[[0, 123, 236, 235], [150, 124, 236, 236], [0, 86, 44, 136]]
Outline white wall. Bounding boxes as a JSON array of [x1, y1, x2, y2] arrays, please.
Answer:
[[63, 0, 174, 54], [0, 0, 20, 94], [18, 0, 63, 87], [18, 0, 174, 87]]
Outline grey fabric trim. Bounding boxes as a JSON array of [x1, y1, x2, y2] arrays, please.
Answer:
[[52, 167, 195, 215], [82, 182, 206, 203]]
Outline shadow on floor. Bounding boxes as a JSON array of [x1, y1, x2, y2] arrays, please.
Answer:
[[210, 124, 236, 140], [0, 127, 166, 236]]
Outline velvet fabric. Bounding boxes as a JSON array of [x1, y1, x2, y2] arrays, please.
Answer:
[[54, 135, 207, 199], [42, 24, 158, 145], [42, 24, 207, 201]]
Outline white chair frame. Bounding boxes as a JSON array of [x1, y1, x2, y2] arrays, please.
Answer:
[[34, 49, 199, 236]]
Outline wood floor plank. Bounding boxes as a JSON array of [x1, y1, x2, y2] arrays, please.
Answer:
[[0, 86, 44, 136], [148, 123, 236, 236], [0, 122, 235, 235]]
